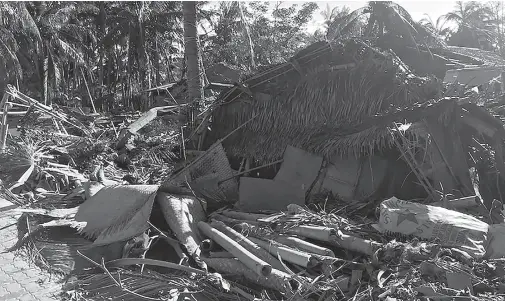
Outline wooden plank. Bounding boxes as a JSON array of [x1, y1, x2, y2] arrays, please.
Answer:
[[127, 108, 158, 134], [0, 93, 9, 109], [127, 105, 181, 134], [0, 103, 11, 151]]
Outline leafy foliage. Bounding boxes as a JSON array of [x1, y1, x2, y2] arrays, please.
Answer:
[[2, 1, 505, 112], [444, 1, 496, 50], [201, 2, 319, 70]]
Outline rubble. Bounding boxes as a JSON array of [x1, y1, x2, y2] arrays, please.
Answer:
[[1, 38, 505, 301]]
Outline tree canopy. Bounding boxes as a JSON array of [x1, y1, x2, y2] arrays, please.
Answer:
[[1, 1, 504, 111]]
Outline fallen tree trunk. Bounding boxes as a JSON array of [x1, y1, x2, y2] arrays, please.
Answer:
[[157, 192, 207, 270]]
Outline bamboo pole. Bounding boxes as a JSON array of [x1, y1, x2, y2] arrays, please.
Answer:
[[287, 225, 381, 256], [210, 220, 285, 271], [6, 86, 83, 131], [249, 237, 320, 269], [0, 103, 12, 151], [200, 239, 214, 252], [220, 210, 270, 222], [273, 235, 335, 257], [197, 221, 272, 277], [81, 68, 97, 114], [209, 251, 235, 258], [203, 257, 300, 295], [211, 214, 260, 226], [0, 92, 9, 108]]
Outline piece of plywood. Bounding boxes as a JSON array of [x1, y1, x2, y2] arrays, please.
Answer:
[[239, 177, 305, 212], [274, 145, 323, 193]]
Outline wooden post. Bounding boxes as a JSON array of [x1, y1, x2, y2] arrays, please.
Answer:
[[501, 71, 505, 92], [0, 102, 12, 152], [0, 93, 11, 152], [81, 68, 97, 114]]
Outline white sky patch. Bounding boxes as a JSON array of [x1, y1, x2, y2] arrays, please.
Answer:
[[277, 1, 458, 33]]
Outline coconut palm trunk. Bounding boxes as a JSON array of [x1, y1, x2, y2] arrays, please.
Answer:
[[43, 56, 49, 105], [183, 1, 201, 126], [237, 2, 256, 69]]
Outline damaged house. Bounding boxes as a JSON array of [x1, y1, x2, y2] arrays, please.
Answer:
[[192, 39, 505, 212]]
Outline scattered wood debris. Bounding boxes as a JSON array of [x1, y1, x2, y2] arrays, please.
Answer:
[[2, 39, 505, 301]]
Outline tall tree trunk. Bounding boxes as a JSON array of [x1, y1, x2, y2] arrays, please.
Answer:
[[43, 56, 49, 105], [183, 1, 201, 126], [98, 2, 106, 98], [238, 2, 255, 69], [155, 39, 161, 85]]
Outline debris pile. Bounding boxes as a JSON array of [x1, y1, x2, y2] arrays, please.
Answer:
[[1, 38, 505, 301]]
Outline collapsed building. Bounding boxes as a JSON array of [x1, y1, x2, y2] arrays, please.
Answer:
[[171, 39, 505, 213]]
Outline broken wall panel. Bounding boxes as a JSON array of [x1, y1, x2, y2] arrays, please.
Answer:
[[274, 145, 323, 194], [354, 156, 388, 200], [238, 177, 305, 212], [425, 118, 474, 198], [315, 156, 361, 201], [313, 155, 388, 201]]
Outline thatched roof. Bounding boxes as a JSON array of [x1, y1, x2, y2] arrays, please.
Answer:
[[208, 39, 445, 163], [433, 46, 505, 68]]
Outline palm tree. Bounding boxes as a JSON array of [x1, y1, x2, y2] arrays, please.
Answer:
[[327, 1, 438, 48], [444, 1, 495, 49], [99, 2, 181, 103], [183, 1, 201, 126], [420, 15, 452, 40], [0, 2, 89, 104], [444, 1, 488, 27], [0, 4, 23, 88], [323, 5, 364, 40]]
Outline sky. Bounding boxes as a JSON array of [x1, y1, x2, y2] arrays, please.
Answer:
[[201, 1, 461, 35], [278, 1, 459, 32]]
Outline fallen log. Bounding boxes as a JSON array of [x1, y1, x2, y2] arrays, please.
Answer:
[[157, 192, 207, 270], [198, 221, 272, 277]]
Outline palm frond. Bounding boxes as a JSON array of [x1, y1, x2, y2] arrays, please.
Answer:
[[444, 12, 463, 22], [11, 2, 42, 46], [0, 30, 22, 78], [327, 7, 366, 40], [54, 38, 85, 66]]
